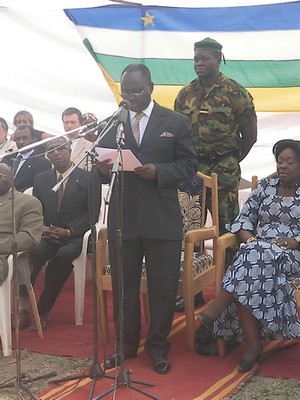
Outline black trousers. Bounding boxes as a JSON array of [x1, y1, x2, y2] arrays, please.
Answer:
[[30, 238, 82, 315], [109, 237, 182, 359]]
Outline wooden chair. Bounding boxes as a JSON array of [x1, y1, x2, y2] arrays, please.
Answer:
[[177, 172, 219, 350], [96, 172, 220, 349]]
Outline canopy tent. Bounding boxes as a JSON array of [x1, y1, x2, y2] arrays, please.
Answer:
[[0, 0, 299, 181]]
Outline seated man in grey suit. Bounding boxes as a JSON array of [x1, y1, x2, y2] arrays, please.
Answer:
[[27, 137, 99, 329], [0, 163, 43, 328], [3, 125, 51, 192]]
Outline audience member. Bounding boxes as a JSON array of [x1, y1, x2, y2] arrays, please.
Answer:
[[0, 162, 43, 329], [82, 112, 98, 142], [0, 117, 17, 155], [174, 37, 257, 235], [3, 125, 51, 192], [62, 107, 93, 170], [197, 139, 300, 372], [97, 63, 198, 374], [28, 137, 97, 329], [13, 110, 53, 141]]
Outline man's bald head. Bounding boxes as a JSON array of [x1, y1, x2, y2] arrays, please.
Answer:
[[0, 163, 12, 195]]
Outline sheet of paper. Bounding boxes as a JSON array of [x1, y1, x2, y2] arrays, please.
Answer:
[[95, 147, 142, 171]]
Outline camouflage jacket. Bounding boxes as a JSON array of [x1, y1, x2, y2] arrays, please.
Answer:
[[174, 73, 257, 159]]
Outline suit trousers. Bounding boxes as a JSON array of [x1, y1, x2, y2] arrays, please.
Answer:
[[108, 237, 182, 359], [30, 238, 82, 314]]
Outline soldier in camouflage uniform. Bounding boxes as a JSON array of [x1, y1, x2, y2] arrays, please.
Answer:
[[175, 37, 257, 236]]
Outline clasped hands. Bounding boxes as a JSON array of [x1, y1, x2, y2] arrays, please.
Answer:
[[42, 225, 69, 244], [97, 159, 156, 180]]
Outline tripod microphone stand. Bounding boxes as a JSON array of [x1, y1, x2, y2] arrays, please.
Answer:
[[92, 121, 159, 400], [49, 152, 114, 400], [46, 106, 130, 399]]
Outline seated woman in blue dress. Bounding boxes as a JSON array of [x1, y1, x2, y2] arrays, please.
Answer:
[[198, 139, 300, 372]]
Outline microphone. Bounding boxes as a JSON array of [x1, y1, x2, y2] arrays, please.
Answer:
[[78, 120, 98, 136], [96, 121, 109, 136], [116, 107, 128, 146], [112, 100, 130, 120]]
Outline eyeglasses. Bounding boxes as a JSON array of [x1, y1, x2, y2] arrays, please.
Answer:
[[120, 86, 148, 98]]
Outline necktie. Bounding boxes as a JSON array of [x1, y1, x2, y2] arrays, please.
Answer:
[[57, 174, 64, 211], [132, 112, 144, 145], [13, 154, 23, 177]]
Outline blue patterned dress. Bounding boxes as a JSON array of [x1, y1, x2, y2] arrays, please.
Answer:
[[214, 177, 300, 342]]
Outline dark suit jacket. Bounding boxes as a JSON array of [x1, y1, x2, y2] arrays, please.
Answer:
[[3, 150, 51, 192], [33, 167, 96, 239], [98, 102, 198, 241]]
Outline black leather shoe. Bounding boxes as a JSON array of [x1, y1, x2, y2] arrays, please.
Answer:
[[104, 351, 137, 370], [175, 292, 206, 312], [153, 357, 171, 374]]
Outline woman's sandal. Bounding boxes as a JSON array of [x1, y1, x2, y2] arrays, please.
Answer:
[[238, 347, 262, 372]]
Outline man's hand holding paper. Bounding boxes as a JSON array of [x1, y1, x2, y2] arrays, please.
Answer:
[[96, 147, 142, 172]]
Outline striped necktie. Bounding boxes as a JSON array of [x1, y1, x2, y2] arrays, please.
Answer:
[[132, 112, 144, 145]]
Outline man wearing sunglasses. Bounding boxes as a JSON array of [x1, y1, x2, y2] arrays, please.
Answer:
[[21, 137, 97, 330], [97, 63, 197, 374]]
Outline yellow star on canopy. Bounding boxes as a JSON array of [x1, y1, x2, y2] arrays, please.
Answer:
[[141, 11, 155, 26]]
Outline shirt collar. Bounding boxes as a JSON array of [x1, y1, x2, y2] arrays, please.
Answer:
[[129, 99, 154, 122]]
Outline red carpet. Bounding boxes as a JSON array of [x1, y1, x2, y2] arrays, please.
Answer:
[[7, 273, 300, 400]]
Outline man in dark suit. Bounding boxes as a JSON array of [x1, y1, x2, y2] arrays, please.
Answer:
[[4, 125, 51, 192], [28, 136, 98, 329], [97, 64, 198, 373]]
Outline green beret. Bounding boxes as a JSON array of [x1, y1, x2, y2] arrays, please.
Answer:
[[194, 37, 222, 52]]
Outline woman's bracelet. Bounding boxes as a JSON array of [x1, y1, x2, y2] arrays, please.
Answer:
[[246, 237, 256, 244]]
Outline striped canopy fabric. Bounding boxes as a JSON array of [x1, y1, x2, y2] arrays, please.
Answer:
[[65, 1, 300, 112]]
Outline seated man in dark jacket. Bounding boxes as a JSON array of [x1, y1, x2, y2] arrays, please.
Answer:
[[28, 137, 100, 329], [3, 125, 51, 192]]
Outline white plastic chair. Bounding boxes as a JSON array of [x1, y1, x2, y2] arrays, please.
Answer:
[[73, 184, 109, 325], [0, 256, 14, 356], [0, 254, 43, 357]]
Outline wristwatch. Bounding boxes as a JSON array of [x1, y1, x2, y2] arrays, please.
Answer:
[[294, 236, 300, 248]]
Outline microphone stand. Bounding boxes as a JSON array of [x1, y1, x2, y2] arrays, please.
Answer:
[[92, 118, 159, 400], [0, 120, 99, 162], [48, 117, 124, 398], [0, 166, 56, 398]]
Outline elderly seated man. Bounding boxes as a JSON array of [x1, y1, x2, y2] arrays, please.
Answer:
[[0, 163, 43, 326]]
